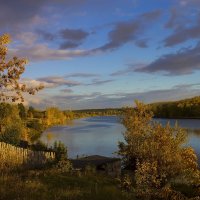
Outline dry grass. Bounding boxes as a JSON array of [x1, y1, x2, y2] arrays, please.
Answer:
[[0, 168, 135, 200]]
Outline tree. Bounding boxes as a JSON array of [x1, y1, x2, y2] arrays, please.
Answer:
[[44, 107, 66, 127], [0, 34, 43, 102], [27, 106, 34, 118], [26, 119, 45, 142], [0, 33, 43, 145], [0, 104, 27, 145], [18, 103, 27, 119], [0, 103, 22, 132], [0, 123, 24, 145], [118, 101, 200, 199]]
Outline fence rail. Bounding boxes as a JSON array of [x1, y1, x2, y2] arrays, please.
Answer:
[[0, 142, 55, 170]]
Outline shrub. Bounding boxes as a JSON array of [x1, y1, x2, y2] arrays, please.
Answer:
[[53, 141, 68, 161], [118, 100, 200, 199]]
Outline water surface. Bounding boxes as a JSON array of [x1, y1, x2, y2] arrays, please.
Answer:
[[41, 116, 200, 161]]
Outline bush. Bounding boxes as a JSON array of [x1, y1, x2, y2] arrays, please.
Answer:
[[0, 123, 24, 145], [31, 140, 48, 151], [53, 141, 68, 161], [118, 100, 200, 199], [55, 159, 72, 173]]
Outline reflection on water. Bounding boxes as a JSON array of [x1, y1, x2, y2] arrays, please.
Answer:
[[40, 116, 200, 162]]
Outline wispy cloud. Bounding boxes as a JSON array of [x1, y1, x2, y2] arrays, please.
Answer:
[[86, 79, 114, 86], [65, 73, 100, 78], [111, 63, 145, 76], [26, 83, 200, 109], [93, 10, 161, 52], [37, 76, 81, 87], [10, 44, 91, 61], [60, 88, 73, 93]]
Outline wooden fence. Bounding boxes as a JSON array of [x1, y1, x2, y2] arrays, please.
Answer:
[[0, 142, 55, 170]]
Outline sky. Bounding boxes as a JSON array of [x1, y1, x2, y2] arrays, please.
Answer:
[[1, 0, 200, 109]]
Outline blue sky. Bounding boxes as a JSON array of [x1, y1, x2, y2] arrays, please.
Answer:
[[1, 0, 200, 109]]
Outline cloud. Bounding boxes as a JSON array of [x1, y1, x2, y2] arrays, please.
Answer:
[[11, 44, 91, 61], [59, 28, 89, 49], [24, 75, 113, 92], [172, 83, 200, 90], [0, 0, 45, 29], [65, 73, 100, 78], [163, 4, 200, 47], [165, 8, 180, 29], [164, 24, 200, 47], [37, 29, 55, 41], [0, 0, 87, 30], [26, 83, 200, 109], [135, 43, 200, 75], [21, 78, 49, 88], [15, 32, 38, 46], [3, 5, 161, 61], [37, 27, 90, 49], [60, 41, 81, 49], [60, 28, 89, 41], [86, 79, 114, 86], [135, 39, 148, 48], [37, 76, 81, 87], [111, 63, 145, 76], [60, 88, 73, 93], [179, 0, 200, 6], [93, 10, 161, 52]]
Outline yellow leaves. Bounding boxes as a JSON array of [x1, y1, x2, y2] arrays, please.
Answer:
[[0, 34, 11, 45], [0, 33, 43, 102], [181, 147, 198, 170], [119, 100, 200, 198], [44, 107, 66, 127]]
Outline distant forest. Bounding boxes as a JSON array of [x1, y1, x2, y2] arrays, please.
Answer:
[[73, 96, 200, 119], [149, 96, 200, 118]]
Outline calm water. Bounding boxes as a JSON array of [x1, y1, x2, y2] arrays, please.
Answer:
[[40, 116, 200, 161]]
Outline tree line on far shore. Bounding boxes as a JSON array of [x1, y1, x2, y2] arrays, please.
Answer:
[[149, 96, 200, 118], [72, 96, 200, 119]]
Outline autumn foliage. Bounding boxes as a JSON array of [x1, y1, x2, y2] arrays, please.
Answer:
[[0, 34, 43, 102], [119, 101, 200, 199]]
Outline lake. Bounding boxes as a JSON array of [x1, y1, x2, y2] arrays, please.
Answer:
[[40, 116, 200, 162]]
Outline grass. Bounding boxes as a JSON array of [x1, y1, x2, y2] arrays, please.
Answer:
[[1, 164, 199, 200], [0, 168, 135, 200]]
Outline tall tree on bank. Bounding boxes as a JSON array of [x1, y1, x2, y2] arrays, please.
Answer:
[[0, 34, 43, 102], [0, 34, 43, 145], [118, 101, 200, 199]]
